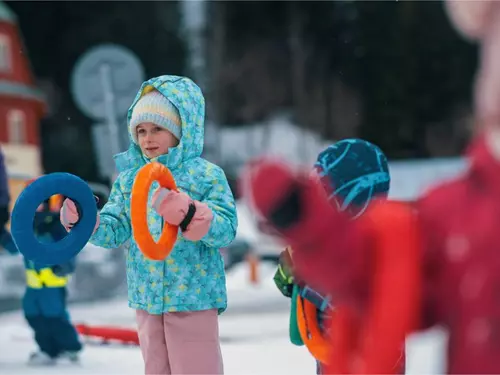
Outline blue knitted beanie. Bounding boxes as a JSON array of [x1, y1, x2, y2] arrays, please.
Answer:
[[314, 138, 390, 219]]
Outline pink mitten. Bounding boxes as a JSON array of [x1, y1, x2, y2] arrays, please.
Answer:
[[60, 199, 79, 231], [152, 188, 213, 241], [183, 200, 214, 241], [60, 198, 100, 233]]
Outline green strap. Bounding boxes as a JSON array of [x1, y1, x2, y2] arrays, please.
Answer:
[[289, 284, 304, 346]]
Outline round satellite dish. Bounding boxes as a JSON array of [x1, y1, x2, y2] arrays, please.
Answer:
[[71, 44, 145, 120]]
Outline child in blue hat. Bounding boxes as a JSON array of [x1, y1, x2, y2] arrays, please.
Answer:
[[273, 138, 391, 374]]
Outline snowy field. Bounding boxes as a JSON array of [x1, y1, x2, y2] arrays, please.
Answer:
[[0, 262, 447, 374]]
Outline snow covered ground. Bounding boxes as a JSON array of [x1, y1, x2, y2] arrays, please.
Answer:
[[0, 262, 447, 374]]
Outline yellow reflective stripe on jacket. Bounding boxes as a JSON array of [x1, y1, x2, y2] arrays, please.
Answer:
[[25, 268, 68, 289]]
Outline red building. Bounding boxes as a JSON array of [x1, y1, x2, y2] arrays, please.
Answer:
[[0, 2, 45, 145], [0, 2, 46, 210]]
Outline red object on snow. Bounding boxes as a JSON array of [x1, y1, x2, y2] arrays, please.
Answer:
[[75, 324, 139, 345]]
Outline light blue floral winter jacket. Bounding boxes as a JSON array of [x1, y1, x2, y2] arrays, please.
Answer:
[[90, 75, 238, 315]]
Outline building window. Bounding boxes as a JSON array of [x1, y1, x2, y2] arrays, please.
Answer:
[[0, 34, 11, 72], [8, 109, 26, 144]]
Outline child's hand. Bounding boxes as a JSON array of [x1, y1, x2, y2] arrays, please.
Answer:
[[152, 188, 214, 241], [60, 197, 100, 232], [151, 188, 189, 226], [273, 248, 295, 297], [279, 248, 294, 279], [60, 199, 79, 230], [242, 159, 325, 231]]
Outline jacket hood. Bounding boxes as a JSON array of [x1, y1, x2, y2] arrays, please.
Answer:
[[114, 75, 205, 172]]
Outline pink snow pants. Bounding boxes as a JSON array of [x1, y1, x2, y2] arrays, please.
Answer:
[[136, 309, 223, 375]]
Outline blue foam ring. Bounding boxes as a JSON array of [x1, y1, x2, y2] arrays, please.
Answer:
[[10, 173, 97, 266]]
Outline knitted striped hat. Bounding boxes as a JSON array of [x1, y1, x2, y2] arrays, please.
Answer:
[[129, 90, 182, 143], [314, 138, 390, 219]]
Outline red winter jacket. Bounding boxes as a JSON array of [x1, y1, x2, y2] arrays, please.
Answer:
[[417, 134, 500, 374]]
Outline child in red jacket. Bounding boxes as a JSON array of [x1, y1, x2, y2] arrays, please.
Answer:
[[243, 1, 500, 373], [242, 131, 500, 373], [272, 139, 394, 374]]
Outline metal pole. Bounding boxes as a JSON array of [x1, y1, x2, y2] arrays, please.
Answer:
[[99, 64, 121, 173]]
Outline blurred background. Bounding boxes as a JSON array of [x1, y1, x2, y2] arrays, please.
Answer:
[[0, 0, 476, 309], [0, 1, 476, 372]]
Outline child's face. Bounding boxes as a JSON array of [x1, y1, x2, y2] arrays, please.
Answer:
[[137, 123, 179, 159]]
